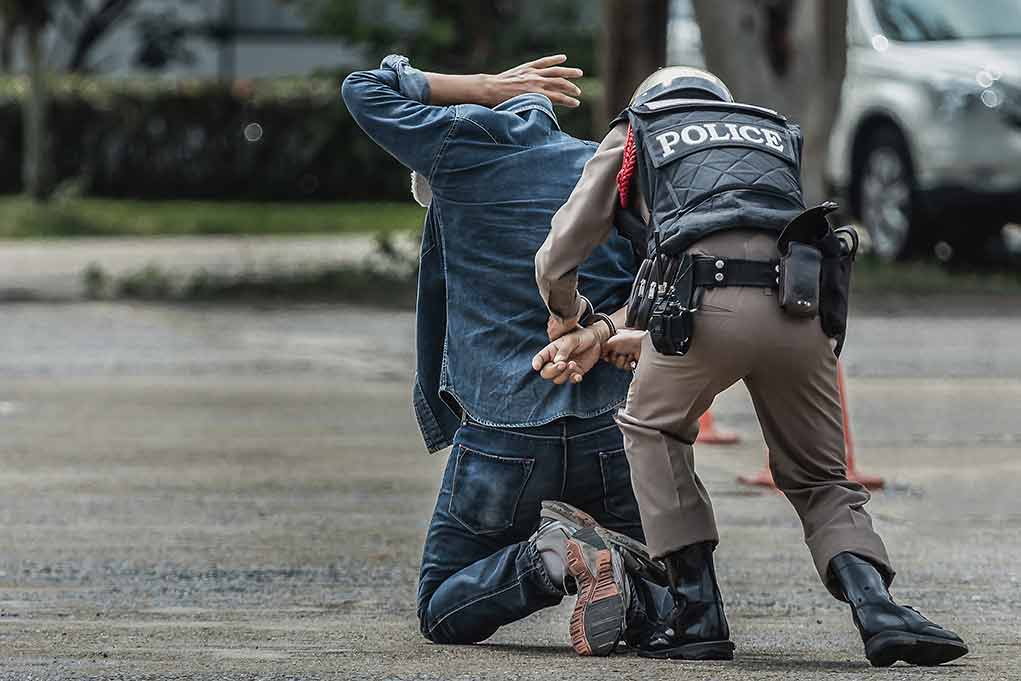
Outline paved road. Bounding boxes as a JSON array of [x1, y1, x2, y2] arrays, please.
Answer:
[[0, 303, 1019, 679]]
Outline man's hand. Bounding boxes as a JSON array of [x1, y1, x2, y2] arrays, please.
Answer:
[[602, 329, 645, 370], [531, 326, 602, 385], [483, 55, 583, 108], [547, 314, 580, 341], [547, 295, 591, 341]]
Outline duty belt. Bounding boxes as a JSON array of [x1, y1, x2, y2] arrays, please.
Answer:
[[692, 256, 779, 288]]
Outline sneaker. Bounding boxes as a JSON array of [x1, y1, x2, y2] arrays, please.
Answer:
[[564, 526, 631, 656], [540, 500, 667, 586]]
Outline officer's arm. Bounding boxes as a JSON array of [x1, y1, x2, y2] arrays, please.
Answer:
[[535, 124, 628, 322]]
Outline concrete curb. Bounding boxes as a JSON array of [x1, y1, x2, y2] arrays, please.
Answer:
[[0, 234, 417, 301]]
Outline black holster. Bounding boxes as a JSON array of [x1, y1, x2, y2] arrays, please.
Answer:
[[819, 226, 858, 356], [776, 203, 858, 355]]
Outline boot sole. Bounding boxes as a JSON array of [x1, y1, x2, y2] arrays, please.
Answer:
[[565, 535, 624, 657], [541, 501, 668, 585], [638, 640, 736, 660], [865, 631, 969, 667]]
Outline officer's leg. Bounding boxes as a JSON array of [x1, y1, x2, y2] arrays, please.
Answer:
[[742, 313, 892, 589], [616, 296, 751, 660], [615, 311, 749, 559], [744, 309, 968, 666]]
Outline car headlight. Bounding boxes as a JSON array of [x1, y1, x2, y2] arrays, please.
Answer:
[[925, 68, 1021, 120], [995, 82, 1021, 127], [927, 78, 984, 118]]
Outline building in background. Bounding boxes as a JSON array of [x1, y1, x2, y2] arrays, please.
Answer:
[[668, 0, 705, 67]]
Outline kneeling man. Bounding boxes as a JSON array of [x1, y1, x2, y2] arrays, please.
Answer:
[[343, 54, 668, 655]]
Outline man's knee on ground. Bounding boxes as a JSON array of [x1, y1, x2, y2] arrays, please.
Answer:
[[418, 616, 490, 645], [418, 608, 493, 645]]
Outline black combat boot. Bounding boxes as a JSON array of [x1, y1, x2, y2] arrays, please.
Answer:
[[639, 541, 735, 660], [830, 552, 968, 667]]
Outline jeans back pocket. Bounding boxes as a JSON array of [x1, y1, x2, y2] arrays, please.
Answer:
[[449, 445, 534, 536], [599, 448, 642, 528]]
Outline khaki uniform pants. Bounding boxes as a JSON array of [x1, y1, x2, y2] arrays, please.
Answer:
[[616, 230, 893, 592]]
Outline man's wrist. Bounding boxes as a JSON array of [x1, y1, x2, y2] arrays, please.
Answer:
[[476, 74, 497, 106], [590, 313, 616, 341], [586, 319, 613, 346], [424, 72, 493, 106]]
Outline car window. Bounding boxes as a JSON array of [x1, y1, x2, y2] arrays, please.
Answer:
[[872, 0, 1021, 41]]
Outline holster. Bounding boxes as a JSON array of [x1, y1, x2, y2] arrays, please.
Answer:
[[820, 226, 858, 356], [776, 202, 858, 355]]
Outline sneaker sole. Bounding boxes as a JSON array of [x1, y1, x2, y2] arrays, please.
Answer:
[[565, 532, 625, 657], [638, 640, 736, 660], [865, 631, 969, 667], [541, 501, 667, 585]]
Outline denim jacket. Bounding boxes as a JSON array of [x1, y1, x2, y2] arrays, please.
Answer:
[[342, 56, 636, 452]]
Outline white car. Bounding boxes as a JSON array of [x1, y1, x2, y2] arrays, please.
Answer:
[[827, 0, 1021, 259]]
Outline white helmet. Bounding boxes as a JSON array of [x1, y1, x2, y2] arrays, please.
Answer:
[[631, 66, 734, 107]]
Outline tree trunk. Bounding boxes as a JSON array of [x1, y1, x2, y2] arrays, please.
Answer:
[[0, 21, 12, 72], [598, 0, 669, 129], [692, 0, 847, 203], [23, 23, 49, 202], [67, 0, 137, 73]]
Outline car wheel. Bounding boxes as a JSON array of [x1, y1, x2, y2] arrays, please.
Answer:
[[854, 126, 922, 260]]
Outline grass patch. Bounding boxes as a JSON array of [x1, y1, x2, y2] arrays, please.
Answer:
[[0, 197, 425, 238], [854, 256, 1021, 295]]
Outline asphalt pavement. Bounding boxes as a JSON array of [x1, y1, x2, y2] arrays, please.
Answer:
[[0, 302, 1019, 680]]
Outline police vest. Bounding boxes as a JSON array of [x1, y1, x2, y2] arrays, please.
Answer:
[[618, 97, 806, 256]]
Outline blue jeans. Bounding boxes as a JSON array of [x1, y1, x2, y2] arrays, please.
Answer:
[[416, 412, 672, 645]]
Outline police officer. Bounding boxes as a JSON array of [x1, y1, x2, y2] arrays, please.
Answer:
[[534, 67, 968, 666]]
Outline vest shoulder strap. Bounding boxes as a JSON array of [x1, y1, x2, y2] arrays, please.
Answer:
[[609, 107, 632, 130], [630, 98, 788, 123]]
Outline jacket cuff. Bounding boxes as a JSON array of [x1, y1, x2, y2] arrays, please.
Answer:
[[380, 54, 431, 104]]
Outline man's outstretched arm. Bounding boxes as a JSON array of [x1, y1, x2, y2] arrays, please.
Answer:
[[342, 54, 583, 179]]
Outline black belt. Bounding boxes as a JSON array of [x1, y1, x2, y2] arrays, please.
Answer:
[[693, 257, 779, 288]]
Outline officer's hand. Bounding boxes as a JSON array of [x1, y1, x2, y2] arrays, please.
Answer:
[[532, 327, 601, 385], [602, 330, 645, 370], [484, 55, 583, 108]]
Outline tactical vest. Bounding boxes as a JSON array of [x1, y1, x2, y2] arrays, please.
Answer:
[[617, 97, 806, 257]]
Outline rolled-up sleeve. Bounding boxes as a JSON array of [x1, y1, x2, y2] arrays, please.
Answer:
[[340, 55, 455, 179], [535, 123, 628, 320]]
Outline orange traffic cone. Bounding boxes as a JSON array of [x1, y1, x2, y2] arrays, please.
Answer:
[[696, 410, 740, 445], [737, 362, 884, 490]]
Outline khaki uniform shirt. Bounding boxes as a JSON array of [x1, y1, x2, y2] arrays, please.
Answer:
[[535, 124, 631, 321]]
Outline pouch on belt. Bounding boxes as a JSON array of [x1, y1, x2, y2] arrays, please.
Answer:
[[776, 202, 859, 355]]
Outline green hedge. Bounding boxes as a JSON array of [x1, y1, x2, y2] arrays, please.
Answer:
[[0, 75, 600, 201]]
